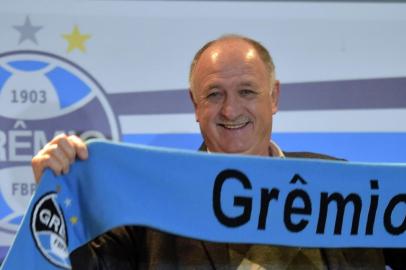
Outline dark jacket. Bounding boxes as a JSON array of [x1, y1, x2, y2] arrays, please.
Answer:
[[71, 226, 384, 270]]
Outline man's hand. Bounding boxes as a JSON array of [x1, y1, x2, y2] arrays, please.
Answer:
[[31, 134, 88, 183]]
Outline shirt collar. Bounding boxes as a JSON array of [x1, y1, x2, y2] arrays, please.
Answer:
[[269, 140, 285, 158], [206, 140, 284, 158]]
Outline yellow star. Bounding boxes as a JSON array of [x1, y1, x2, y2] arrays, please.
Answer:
[[70, 216, 78, 224], [63, 25, 91, 53]]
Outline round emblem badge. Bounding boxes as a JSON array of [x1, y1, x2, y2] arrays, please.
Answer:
[[0, 51, 120, 243], [31, 192, 70, 269]]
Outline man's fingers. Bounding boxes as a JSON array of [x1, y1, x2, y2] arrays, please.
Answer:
[[53, 134, 88, 161], [49, 133, 69, 144], [32, 156, 44, 183], [48, 145, 71, 174], [69, 135, 88, 160], [32, 134, 88, 183], [32, 154, 64, 183], [58, 137, 77, 163], [45, 156, 65, 176], [41, 144, 71, 175]]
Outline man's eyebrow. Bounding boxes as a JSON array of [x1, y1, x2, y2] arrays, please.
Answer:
[[205, 83, 221, 90], [238, 81, 256, 87]]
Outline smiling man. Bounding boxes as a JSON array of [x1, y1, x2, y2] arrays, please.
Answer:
[[31, 35, 389, 269], [190, 36, 279, 156]]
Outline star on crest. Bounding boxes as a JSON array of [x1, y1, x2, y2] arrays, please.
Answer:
[[64, 198, 72, 208], [70, 216, 78, 225], [63, 25, 91, 53], [13, 15, 43, 45]]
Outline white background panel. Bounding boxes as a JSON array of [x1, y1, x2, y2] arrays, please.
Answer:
[[1, 1, 405, 93]]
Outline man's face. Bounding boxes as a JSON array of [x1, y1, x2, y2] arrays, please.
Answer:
[[191, 39, 279, 156]]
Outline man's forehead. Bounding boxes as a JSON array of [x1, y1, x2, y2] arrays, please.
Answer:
[[203, 38, 258, 62], [190, 37, 272, 93]]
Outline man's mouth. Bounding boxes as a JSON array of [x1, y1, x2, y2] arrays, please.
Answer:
[[218, 121, 250, 129]]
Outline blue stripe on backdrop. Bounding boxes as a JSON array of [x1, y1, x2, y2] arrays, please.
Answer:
[[107, 77, 406, 115], [122, 133, 406, 163], [273, 133, 406, 163]]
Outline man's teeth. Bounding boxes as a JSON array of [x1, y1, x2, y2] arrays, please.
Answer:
[[222, 122, 247, 129]]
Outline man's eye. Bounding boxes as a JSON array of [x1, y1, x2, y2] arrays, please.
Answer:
[[240, 89, 256, 96], [206, 92, 222, 100]]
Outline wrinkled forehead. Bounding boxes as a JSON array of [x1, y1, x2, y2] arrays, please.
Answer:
[[190, 38, 273, 97]]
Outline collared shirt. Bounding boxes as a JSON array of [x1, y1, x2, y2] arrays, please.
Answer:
[[269, 140, 284, 158], [206, 140, 285, 158]]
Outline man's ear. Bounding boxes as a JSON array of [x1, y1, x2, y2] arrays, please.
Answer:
[[271, 80, 280, 115], [189, 90, 199, 122]]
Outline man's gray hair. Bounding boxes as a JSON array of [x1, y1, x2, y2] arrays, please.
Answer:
[[189, 34, 276, 95]]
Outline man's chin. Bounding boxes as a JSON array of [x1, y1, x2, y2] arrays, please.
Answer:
[[211, 142, 269, 156], [215, 144, 252, 155]]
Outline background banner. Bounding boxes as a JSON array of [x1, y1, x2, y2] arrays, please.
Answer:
[[0, 0, 405, 262]]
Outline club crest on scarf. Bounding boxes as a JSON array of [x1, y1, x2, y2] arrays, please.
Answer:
[[30, 192, 70, 269]]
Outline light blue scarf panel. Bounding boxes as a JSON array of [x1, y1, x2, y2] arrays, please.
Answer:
[[2, 140, 405, 269]]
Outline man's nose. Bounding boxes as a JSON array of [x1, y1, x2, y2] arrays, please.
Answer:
[[220, 95, 242, 120]]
